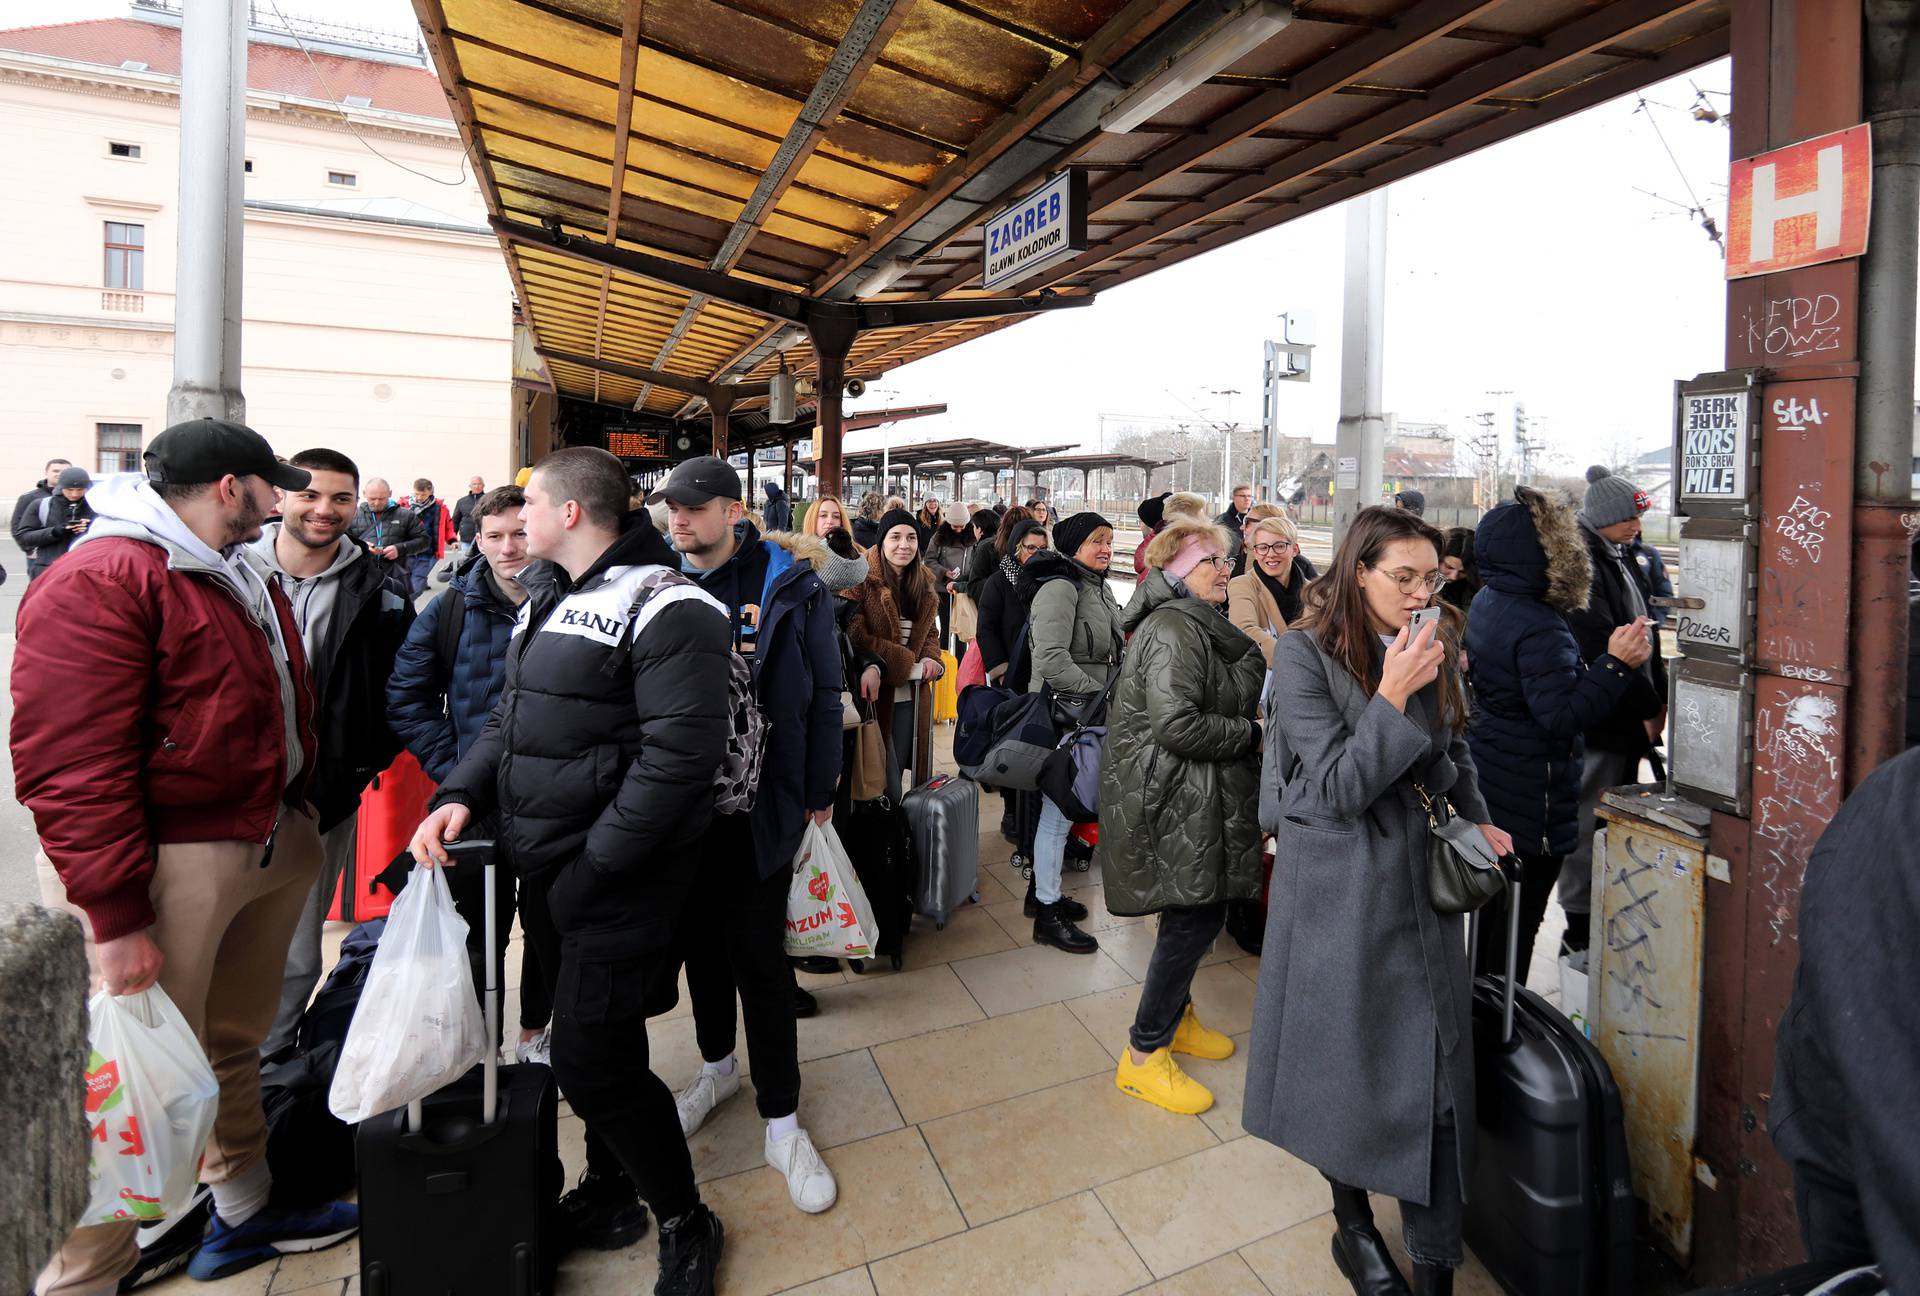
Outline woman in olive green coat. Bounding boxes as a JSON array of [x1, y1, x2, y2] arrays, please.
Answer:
[[1099, 516, 1266, 1117]]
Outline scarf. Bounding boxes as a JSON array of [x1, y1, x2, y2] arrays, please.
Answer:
[[1256, 562, 1303, 624], [1000, 553, 1020, 586]]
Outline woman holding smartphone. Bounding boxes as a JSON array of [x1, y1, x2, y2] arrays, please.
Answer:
[[1243, 506, 1509, 1296]]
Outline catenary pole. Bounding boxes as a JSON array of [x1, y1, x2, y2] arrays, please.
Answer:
[[1332, 189, 1387, 548], [167, 0, 249, 426]]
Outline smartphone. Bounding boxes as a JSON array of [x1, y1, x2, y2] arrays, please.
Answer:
[[1408, 605, 1442, 638]]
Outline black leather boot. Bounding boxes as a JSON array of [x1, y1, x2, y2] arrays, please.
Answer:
[[1032, 902, 1098, 954], [1024, 879, 1087, 921], [1412, 1263, 1453, 1296], [1327, 1183, 1410, 1296]]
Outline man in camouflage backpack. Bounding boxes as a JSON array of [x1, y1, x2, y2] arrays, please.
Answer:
[[657, 455, 842, 1218]]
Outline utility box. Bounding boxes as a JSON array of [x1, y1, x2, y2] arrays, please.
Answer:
[[1591, 790, 1711, 1265]]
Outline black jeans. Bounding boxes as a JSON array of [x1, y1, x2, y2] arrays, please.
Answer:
[[527, 859, 700, 1222], [1325, 1120, 1465, 1269], [1471, 852, 1561, 985], [1130, 903, 1228, 1053], [682, 812, 803, 1120]]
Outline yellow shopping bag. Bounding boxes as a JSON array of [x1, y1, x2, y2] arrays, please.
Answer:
[[933, 649, 959, 723]]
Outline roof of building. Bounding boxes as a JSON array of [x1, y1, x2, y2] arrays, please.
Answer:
[[0, 16, 452, 121]]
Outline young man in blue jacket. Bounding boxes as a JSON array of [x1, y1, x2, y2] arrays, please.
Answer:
[[659, 455, 843, 1217]]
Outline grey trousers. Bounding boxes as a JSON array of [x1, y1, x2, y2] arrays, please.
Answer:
[[1557, 748, 1639, 935], [262, 812, 357, 1057]]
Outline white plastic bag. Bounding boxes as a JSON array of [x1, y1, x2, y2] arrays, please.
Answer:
[[328, 863, 487, 1123], [784, 820, 880, 960], [80, 985, 220, 1225]]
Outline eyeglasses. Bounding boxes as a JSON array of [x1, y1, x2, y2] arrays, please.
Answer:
[[1251, 541, 1296, 557], [1372, 566, 1443, 594], [1019, 542, 1046, 555], [1197, 555, 1233, 571]]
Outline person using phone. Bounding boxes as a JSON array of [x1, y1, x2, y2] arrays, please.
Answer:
[[1462, 486, 1651, 982], [19, 465, 97, 579], [1243, 505, 1507, 1296]]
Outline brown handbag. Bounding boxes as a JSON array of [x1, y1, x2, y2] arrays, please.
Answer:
[[851, 699, 889, 802]]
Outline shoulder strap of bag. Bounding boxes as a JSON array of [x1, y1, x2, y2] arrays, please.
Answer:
[[433, 586, 469, 674], [1059, 659, 1124, 734], [599, 568, 685, 679]]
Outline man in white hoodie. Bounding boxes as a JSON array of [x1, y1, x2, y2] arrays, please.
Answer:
[[249, 447, 415, 1058], [14, 419, 358, 1292]]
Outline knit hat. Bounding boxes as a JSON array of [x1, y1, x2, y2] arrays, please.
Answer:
[[56, 466, 92, 490], [1580, 466, 1651, 529], [876, 507, 920, 544], [1137, 491, 1172, 530], [1051, 511, 1112, 560], [1395, 488, 1426, 517], [1164, 535, 1222, 582]]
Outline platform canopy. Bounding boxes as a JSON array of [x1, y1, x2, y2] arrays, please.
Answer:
[[414, 0, 1728, 423]]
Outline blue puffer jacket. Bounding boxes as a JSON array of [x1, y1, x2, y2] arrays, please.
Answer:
[[386, 551, 527, 783], [1465, 487, 1638, 857]]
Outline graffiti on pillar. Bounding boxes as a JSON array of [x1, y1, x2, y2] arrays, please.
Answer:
[[1771, 494, 1831, 566], [1604, 837, 1669, 1042], [1738, 294, 1846, 360], [1751, 687, 1843, 946]]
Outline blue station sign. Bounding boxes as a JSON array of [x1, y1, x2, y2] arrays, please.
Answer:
[[980, 169, 1088, 292]]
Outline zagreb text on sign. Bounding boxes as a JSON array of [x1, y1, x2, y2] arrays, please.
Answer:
[[979, 170, 1086, 292]]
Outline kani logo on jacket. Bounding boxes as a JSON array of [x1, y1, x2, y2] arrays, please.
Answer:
[[556, 608, 628, 640]]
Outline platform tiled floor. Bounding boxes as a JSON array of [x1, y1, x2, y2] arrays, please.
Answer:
[[146, 724, 1565, 1296]]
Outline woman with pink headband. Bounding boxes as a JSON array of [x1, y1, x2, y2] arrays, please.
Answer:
[[1098, 515, 1267, 1117]]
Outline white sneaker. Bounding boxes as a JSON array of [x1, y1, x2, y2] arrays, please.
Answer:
[[675, 1067, 741, 1138], [514, 1027, 552, 1067], [765, 1126, 837, 1214]]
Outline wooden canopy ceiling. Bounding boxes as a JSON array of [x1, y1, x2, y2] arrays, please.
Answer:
[[413, 0, 1728, 419]]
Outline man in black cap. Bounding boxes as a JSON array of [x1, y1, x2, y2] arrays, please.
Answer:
[[655, 456, 841, 1216], [15, 418, 358, 1290]]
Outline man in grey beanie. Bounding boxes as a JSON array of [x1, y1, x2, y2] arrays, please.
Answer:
[[1559, 466, 1664, 959]]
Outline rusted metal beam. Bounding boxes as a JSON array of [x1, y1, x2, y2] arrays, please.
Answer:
[[1000, 0, 1717, 296], [1057, 21, 1730, 298], [589, 0, 645, 404]]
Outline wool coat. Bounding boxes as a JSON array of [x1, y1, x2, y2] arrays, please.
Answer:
[[1225, 571, 1288, 665], [1097, 570, 1265, 916], [1243, 628, 1491, 1207]]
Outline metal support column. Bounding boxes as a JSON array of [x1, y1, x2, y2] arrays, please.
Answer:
[[1332, 190, 1387, 549], [709, 385, 735, 458], [784, 439, 794, 499], [1848, 4, 1920, 787], [810, 309, 857, 499], [166, 0, 248, 426]]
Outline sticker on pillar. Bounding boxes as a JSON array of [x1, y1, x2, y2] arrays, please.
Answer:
[[1726, 124, 1871, 280]]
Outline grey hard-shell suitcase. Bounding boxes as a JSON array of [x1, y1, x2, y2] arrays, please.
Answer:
[[904, 773, 978, 927]]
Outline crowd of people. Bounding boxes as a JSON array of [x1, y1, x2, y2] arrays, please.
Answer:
[[15, 429, 1916, 1296]]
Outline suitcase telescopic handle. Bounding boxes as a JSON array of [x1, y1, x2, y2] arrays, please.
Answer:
[[405, 838, 500, 1132], [1467, 872, 1521, 1049]]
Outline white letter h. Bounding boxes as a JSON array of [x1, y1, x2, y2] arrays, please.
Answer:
[[1748, 145, 1843, 262]]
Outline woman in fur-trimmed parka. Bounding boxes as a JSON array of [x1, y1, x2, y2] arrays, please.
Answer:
[[1463, 485, 1651, 977]]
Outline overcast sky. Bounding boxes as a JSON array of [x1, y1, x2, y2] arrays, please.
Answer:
[[10, 0, 1744, 472]]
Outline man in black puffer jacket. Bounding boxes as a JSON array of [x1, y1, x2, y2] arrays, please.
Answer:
[[412, 448, 733, 1289]]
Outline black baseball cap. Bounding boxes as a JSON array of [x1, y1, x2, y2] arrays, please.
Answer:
[[144, 418, 310, 492], [645, 455, 740, 506]]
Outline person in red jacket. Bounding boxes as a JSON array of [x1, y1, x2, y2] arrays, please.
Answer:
[[13, 418, 359, 1293]]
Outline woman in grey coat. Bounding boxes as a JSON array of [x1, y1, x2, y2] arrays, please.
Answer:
[[1017, 510, 1123, 954], [1243, 506, 1512, 1296]]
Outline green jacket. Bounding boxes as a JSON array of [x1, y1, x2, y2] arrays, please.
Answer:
[[1097, 569, 1266, 916], [1019, 550, 1123, 699]]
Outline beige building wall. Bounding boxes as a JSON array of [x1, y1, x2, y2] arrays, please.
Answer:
[[0, 43, 515, 502]]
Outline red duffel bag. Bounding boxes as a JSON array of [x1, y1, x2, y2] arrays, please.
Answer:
[[327, 750, 437, 922]]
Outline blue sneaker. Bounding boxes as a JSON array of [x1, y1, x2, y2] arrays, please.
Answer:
[[186, 1199, 358, 1281]]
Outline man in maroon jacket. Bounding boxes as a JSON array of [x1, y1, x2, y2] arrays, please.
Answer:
[[13, 419, 359, 1293]]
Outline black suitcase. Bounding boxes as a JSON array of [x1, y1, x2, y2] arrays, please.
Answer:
[[1464, 880, 1633, 1296], [356, 839, 563, 1295]]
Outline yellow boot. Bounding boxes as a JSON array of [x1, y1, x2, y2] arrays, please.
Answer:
[[1170, 1002, 1235, 1060], [1115, 1046, 1214, 1115]]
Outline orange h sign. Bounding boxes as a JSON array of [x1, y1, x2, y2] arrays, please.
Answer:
[[1725, 124, 1871, 280]]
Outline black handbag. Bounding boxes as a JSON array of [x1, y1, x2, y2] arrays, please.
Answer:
[[1415, 782, 1508, 914]]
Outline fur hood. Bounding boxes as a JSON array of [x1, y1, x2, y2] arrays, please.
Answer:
[[1475, 485, 1591, 613], [763, 528, 868, 593]]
